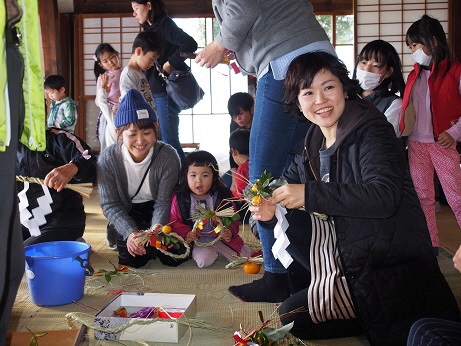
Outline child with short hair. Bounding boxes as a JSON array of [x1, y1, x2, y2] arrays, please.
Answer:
[[44, 75, 78, 133], [168, 150, 253, 268], [119, 31, 162, 109], [223, 92, 254, 190], [229, 128, 250, 198]]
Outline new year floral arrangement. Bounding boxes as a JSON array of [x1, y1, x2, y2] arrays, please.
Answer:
[[132, 224, 190, 259], [232, 310, 294, 346], [191, 201, 240, 247], [242, 171, 286, 206]]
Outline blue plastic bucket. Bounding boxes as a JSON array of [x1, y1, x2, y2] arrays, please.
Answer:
[[24, 241, 92, 306]]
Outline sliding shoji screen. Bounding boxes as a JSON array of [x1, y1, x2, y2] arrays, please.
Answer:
[[355, 0, 449, 78], [77, 14, 139, 149]]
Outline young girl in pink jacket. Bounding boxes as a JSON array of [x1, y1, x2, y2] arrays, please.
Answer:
[[168, 150, 252, 268]]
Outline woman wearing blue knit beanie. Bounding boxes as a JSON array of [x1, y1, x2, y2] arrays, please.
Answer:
[[98, 89, 188, 268]]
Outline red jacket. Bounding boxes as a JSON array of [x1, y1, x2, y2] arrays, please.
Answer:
[[401, 59, 461, 137]]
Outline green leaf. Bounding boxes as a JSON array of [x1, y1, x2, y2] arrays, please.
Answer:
[[34, 332, 47, 337], [105, 273, 112, 283], [30, 337, 38, 346], [264, 321, 294, 341]]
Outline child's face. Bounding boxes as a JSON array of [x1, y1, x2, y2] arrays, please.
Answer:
[[134, 48, 160, 71], [407, 40, 431, 55], [45, 87, 66, 102], [117, 123, 156, 163], [98, 51, 120, 71], [357, 55, 392, 80], [231, 108, 253, 128], [230, 148, 245, 166], [187, 164, 213, 200]]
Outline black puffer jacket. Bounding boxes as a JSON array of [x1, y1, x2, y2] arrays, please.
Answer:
[[143, 15, 198, 95], [283, 99, 460, 345], [16, 128, 97, 235]]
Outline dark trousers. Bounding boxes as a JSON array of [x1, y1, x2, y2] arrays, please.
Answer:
[[407, 318, 461, 346], [279, 288, 363, 340], [0, 27, 26, 341], [115, 201, 189, 268]]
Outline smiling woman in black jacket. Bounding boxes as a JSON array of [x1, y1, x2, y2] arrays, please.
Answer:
[[250, 51, 460, 346], [131, 0, 198, 163]]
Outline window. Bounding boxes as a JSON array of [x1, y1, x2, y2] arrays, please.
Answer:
[[172, 18, 249, 168], [316, 14, 355, 74], [78, 15, 248, 171]]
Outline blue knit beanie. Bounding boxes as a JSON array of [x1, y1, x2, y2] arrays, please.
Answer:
[[115, 89, 157, 128]]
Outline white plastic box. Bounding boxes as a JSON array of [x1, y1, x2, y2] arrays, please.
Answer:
[[94, 292, 196, 343]]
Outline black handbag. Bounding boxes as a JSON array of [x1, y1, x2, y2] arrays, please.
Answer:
[[155, 61, 204, 110]]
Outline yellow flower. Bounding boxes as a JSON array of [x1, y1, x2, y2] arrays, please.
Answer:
[[213, 224, 222, 233], [197, 221, 204, 230]]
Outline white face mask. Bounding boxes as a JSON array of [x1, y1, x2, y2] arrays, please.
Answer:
[[412, 47, 433, 66], [356, 68, 383, 91]]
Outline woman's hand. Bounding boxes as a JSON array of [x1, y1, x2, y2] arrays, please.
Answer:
[[249, 197, 276, 222], [437, 131, 455, 148], [271, 184, 305, 209], [195, 40, 226, 69], [221, 227, 232, 242], [44, 163, 78, 192], [453, 244, 461, 274], [127, 231, 147, 257], [162, 61, 173, 74], [186, 231, 198, 244]]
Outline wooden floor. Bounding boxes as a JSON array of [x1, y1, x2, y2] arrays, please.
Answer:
[[7, 193, 461, 346], [438, 204, 461, 255]]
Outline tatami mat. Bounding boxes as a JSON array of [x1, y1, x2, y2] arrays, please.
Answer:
[[7, 190, 461, 346]]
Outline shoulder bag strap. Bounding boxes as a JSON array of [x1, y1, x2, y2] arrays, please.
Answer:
[[131, 143, 165, 200], [154, 61, 168, 81]]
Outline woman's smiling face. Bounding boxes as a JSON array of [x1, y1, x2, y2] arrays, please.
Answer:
[[297, 68, 345, 133], [118, 123, 156, 163]]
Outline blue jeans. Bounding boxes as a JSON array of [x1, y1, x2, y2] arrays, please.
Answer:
[[154, 94, 185, 163], [250, 68, 310, 273]]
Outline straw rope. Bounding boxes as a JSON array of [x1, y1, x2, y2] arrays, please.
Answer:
[[66, 312, 229, 334], [16, 175, 93, 198]]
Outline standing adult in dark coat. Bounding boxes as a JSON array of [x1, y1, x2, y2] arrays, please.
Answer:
[[251, 51, 460, 345], [131, 0, 198, 163]]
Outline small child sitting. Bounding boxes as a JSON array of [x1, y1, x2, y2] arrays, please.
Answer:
[[44, 75, 78, 133], [168, 150, 253, 268]]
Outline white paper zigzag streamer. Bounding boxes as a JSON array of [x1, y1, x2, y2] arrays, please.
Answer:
[[18, 183, 53, 236], [272, 204, 293, 269]]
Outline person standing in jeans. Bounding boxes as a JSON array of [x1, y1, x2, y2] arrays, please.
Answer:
[[195, 1, 336, 302], [131, 0, 198, 163]]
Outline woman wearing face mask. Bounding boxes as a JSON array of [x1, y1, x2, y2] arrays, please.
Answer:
[[401, 15, 461, 254], [354, 40, 405, 138]]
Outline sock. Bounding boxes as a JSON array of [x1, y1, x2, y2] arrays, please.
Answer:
[[228, 271, 290, 303]]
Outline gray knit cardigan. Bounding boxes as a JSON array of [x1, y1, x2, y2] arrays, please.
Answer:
[[97, 141, 180, 240]]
